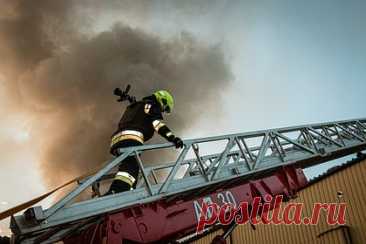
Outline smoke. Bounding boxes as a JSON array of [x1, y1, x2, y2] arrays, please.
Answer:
[[0, 1, 232, 189]]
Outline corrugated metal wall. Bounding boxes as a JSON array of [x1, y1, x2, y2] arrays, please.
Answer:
[[194, 159, 366, 244]]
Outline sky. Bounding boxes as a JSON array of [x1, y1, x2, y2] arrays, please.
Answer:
[[95, 0, 365, 134], [1, 0, 366, 236]]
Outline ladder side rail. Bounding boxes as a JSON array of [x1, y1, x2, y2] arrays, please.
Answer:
[[274, 132, 317, 154], [44, 149, 134, 219], [252, 133, 271, 170], [192, 144, 209, 181], [159, 145, 191, 193], [135, 152, 154, 196], [211, 146, 235, 180], [184, 143, 261, 177], [209, 138, 236, 180], [234, 137, 253, 170], [240, 138, 257, 161], [356, 120, 366, 130], [84, 119, 366, 197], [335, 123, 365, 142], [269, 132, 285, 162], [327, 125, 346, 146], [45, 143, 180, 220], [307, 128, 332, 149], [308, 126, 343, 147], [12, 118, 366, 236], [349, 123, 366, 139], [45, 119, 365, 219], [340, 120, 366, 138], [13, 138, 366, 235]]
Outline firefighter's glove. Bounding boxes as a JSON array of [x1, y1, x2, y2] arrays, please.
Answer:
[[114, 88, 124, 102], [114, 88, 122, 96], [167, 135, 183, 148], [173, 137, 184, 148]]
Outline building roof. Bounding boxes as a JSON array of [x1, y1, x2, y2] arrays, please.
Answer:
[[305, 152, 366, 188]]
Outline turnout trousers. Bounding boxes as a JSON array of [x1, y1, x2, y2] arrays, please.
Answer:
[[107, 139, 142, 194]]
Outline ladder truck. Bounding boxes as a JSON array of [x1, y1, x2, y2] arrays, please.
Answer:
[[3, 118, 366, 243]]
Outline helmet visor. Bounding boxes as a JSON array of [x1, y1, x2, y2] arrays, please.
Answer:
[[161, 98, 171, 113]]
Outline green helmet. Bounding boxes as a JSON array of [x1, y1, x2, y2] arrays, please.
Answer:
[[154, 90, 174, 113]]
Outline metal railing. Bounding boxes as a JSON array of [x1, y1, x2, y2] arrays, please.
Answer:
[[11, 118, 366, 242]]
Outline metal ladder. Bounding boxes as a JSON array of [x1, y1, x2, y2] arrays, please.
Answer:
[[11, 118, 366, 243]]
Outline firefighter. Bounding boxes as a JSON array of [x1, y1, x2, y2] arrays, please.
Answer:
[[106, 89, 183, 195]]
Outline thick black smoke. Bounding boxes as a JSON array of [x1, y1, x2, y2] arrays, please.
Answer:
[[0, 0, 232, 188]]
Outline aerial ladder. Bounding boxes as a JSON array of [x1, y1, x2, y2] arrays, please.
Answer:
[[3, 118, 366, 243]]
